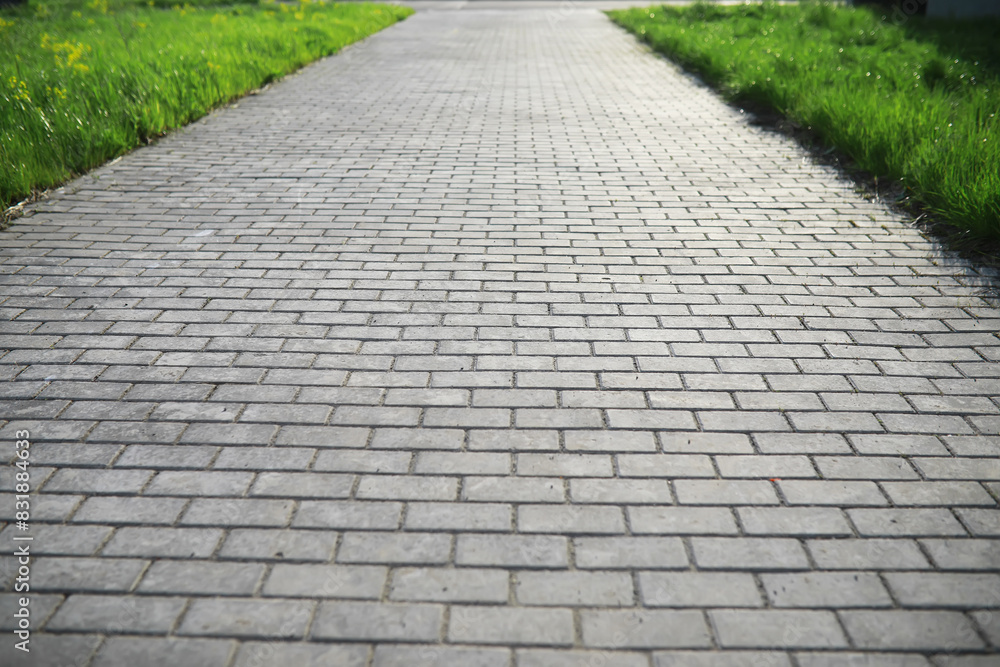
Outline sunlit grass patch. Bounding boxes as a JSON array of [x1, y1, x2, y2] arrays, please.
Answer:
[[1, 0, 412, 209], [608, 1, 1000, 245]]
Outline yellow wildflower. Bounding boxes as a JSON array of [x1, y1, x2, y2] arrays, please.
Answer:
[[7, 76, 31, 103]]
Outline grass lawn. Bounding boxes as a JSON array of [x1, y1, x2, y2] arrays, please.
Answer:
[[608, 1, 1000, 246], [1, 0, 412, 211]]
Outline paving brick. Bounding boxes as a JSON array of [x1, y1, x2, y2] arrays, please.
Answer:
[[463, 476, 564, 503], [807, 538, 932, 570], [710, 610, 848, 649], [580, 609, 712, 648], [179, 598, 314, 639], [456, 534, 568, 568], [32, 557, 147, 593], [884, 572, 1000, 608], [520, 650, 650, 667], [691, 537, 810, 570], [675, 480, 779, 505], [47, 594, 187, 634], [449, 606, 574, 646], [374, 645, 510, 667], [519, 504, 625, 534], [263, 563, 387, 599], [234, 643, 368, 667], [840, 611, 986, 650], [102, 527, 222, 558], [72, 496, 187, 525], [920, 538, 1000, 570], [390, 567, 508, 603], [779, 480, 888, 506], [0, 524, 111, 556], [95, 637, 236, 667], [337, 532, 452, 565], [761, 572, 893, 608], [660, 432, 754, 454], [737, 507, 853, 537], [180, 498, 294, 528], [218, 529, 338, 562], [516, 570, 634, 606], [517, 453, 613, 477], [574, 537, 688, 569], [139, 560, 265, 596], [848, 508, 968, 537], [294, 501, 402, 530], [640, 571, 762, 607], [629, 507, 739, 535]]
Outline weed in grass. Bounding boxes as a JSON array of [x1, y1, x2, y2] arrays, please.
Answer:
[[0, 0, 413, 211], [608, 1, 1000, 245]]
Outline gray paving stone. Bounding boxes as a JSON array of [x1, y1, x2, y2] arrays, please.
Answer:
[[144, 470, 254, 496], [102, 527, 222, 558], [794, 653, 930, 667], [0, 523, 111, 556], [31, 557, 147, 593], [374, 645, 510, 667], [6, 633, 102, 667], [70, 492, 188, 525], [456, 534, 569, 568], [519, 504, 625, 534], [218, 529, 338, 562], [94, 637, 236, 667], [640, 571, 762, 607], [521, 650, 651, 667], [884, 572, 1000, 608], [294, 500, 402, 530], [263, 563, 387, 599], [655, 652, 792, 667], [390, 567, 509, 603], [580, 609, 712, 649], [449, 605, 574, 646], [338, 532, 452, 565], [463, 476, 564, 503], [233, 642, 368, 667], [517, 570, 634, 606], [709, 610, 848, 649], [840, 610, 986, 650], [405, 501, 512, 531], [138, 560, 265, 596], [737, 507, 853, 537], [312, 601, 442, 642], [574, 536, 688, 569], [47, 594, 187, 634], [691, 537, 810, 570], [180, 498, 294, 527], [629, 507, 739, 535], [848, 508, 968, 537], [920, 538, 1000, 570], [179, 598, 314, 639], [761, 572, 894, 608]]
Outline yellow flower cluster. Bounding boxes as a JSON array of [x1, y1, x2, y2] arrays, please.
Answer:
[[7, 76, 31, 103], [41, 34, 93, 74], [87, 0, 109, 14], [0, 17, 16, 32], [46, 85, 67, 100]]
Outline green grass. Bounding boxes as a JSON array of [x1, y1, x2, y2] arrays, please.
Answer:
[[608, 1, 1000, 244], [1, 0, 412, 209]]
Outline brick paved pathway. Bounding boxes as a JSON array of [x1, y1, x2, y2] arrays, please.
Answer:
[[3, 5, 1000, 666]]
